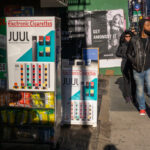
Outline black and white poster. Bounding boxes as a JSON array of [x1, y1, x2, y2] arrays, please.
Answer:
[[61, 9, 124, 60], [85, 9, 124, 59], [106, 10, 124, 58]]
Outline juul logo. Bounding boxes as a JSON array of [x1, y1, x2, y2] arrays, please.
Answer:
[[8, 31, 29, 42], [63, 78, 79, 86]]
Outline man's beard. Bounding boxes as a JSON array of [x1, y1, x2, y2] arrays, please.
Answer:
[[144, 30, 150, 36]]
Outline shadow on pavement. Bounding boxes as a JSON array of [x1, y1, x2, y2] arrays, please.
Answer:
[[104, 144, 118, 150], [146, 103, 150, 118], [55, 121, 101, 150], [115, 77, 128, 102], [115, 77, 138, 105], [115, 77, 150, 118]]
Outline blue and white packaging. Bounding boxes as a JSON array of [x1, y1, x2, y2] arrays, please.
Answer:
[[62, 59, 98, 127]]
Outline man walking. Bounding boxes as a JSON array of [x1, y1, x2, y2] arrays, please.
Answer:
[[127, 18, 150, 115]]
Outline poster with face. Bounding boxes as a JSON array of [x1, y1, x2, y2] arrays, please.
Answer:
[[107, 10, 124, 57], [84, 9, 124, 59]]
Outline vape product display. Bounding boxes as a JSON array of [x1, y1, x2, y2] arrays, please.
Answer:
[[46, 36, 50, 45], [45, 47, 50, 56], [62, 59, 98, 127], [39, 36, 44, 45], [12, 62, 54, 91], [6, 17, 61, 92], [5, 17, 62, 146], [32, 36, 37, 61], [64, 101, 93, 122]]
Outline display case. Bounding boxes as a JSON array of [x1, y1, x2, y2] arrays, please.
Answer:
[[62, 59, 98, 127], [1, 16, 62, 147]]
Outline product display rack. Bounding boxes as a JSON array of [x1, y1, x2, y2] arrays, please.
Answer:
[[62, 59, 99, 127], [0, 16, 62, 148], [0, 91, 55, 146]]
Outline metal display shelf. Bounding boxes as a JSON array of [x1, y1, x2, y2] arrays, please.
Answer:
[[0, 123, 54, 128], [0, 106, 54, 110], [0, 98, 55, 146]]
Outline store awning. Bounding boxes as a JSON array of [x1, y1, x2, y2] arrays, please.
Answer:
[[40, 0, 68, 7]]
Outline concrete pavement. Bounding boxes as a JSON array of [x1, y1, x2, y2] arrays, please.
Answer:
[[109, 76, 150, 150]]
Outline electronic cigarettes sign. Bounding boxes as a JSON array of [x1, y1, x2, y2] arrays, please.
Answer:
[[8, 20, 53, 27]]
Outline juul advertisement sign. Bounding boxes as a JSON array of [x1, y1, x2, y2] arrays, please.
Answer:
[[6, 17, 61, 91]]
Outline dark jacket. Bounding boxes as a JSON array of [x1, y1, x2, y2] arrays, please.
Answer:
[[116, 30, 134, 73], [116, 42, 129, 59], [126, 35, 150, 72], [127, 18, 150, 72], [116, 30, 134, 58]]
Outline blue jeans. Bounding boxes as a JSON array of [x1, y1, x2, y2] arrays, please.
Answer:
[[133, 69, 150, 110]]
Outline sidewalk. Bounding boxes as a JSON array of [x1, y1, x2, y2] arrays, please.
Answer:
[[109, 76, 150, 150]]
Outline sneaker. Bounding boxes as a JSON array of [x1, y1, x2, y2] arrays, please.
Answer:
[[140, 109, 146, 115]]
